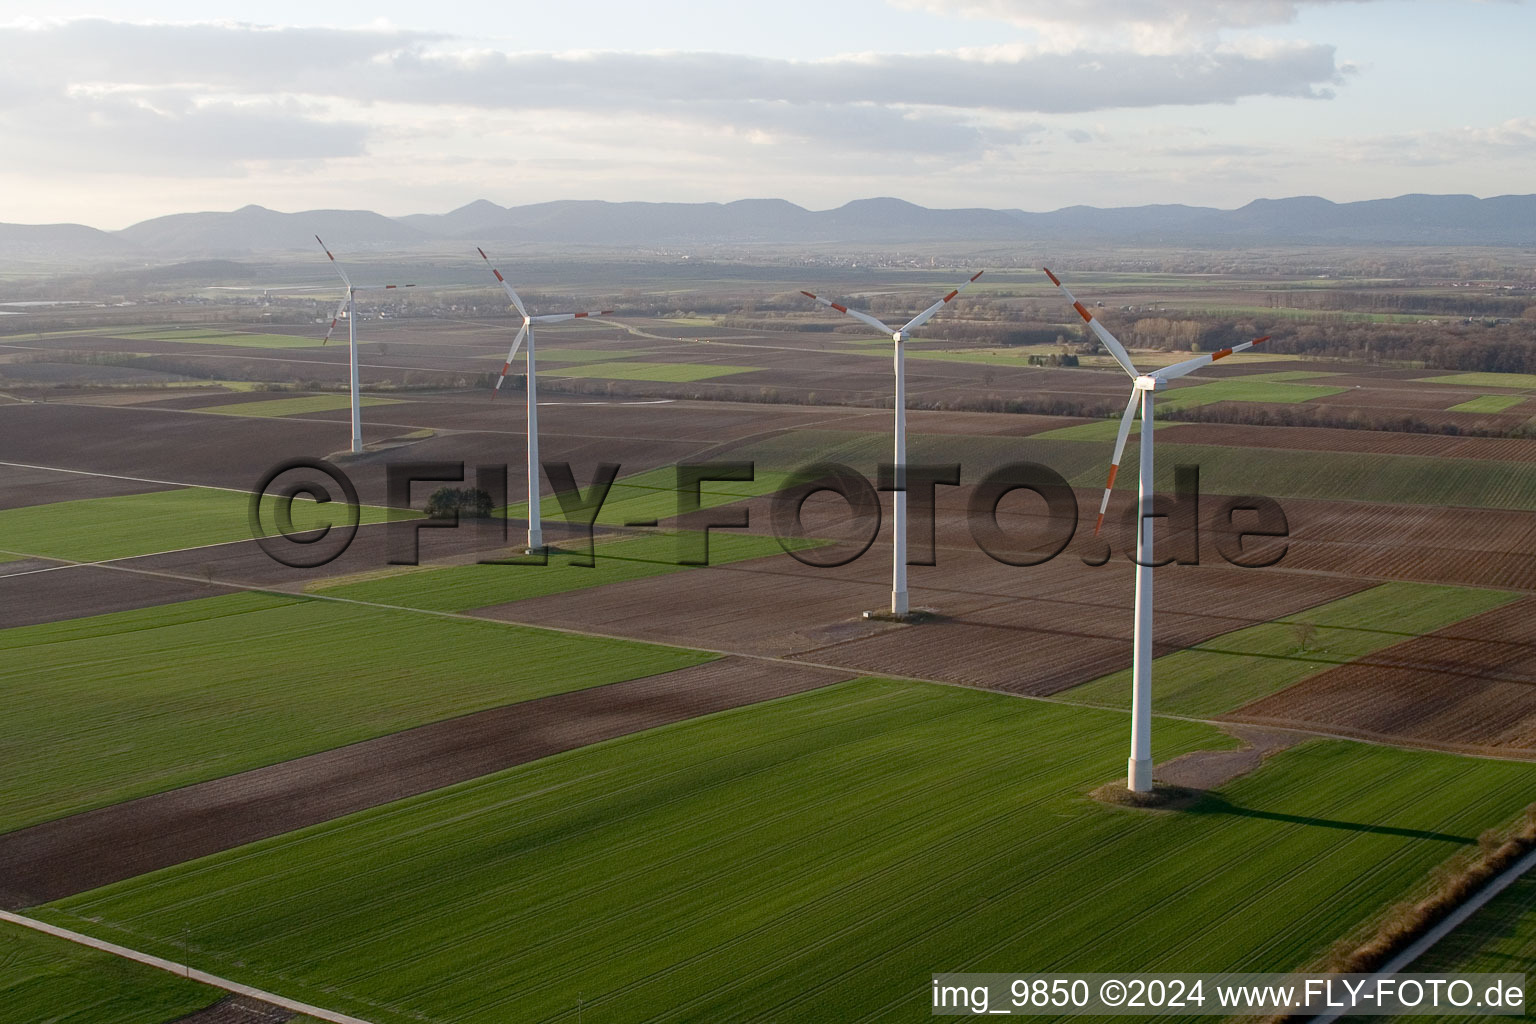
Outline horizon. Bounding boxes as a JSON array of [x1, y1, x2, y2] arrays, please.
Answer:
[[2, 2, 1531, 229], [12, 188, 1536, 233]]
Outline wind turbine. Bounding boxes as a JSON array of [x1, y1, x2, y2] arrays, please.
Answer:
[[477, 247, 614, 552], [1044, 267, 1268, 793], [316, 236, 415, 454], [801, 271, 983, 617]]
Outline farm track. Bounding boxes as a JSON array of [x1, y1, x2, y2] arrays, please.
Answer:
[[0, 657, 848, 909]]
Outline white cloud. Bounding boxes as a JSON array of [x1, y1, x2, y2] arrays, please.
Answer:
[[0, 18, 1346, 173], [892, 0, 1380, 52], [1337, 117, 1536, 167]]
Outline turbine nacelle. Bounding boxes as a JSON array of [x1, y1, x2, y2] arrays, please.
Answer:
[[1134, 375, 1164, 391]]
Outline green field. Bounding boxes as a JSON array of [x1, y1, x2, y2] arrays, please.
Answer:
[[0, 921, 217, 1024], [1061, 582, 1519, 717], [0, 591, 711, 832], [1032, 418, 1141, 441], [191, 394, 404, 418], [1155, 373, 1347, 411], [505, 465, 795, 528], [530, 347, 650, 364], [731, 428, 1536, 511], [539, 360, 761, 382], [1419, 373, 1536, 390], [1394, 872, 1536, 1022], [0, 487, 402, 563], [905, 347, 1056, 367], [38, 679, 1536, 1023], [1448, 394, 1528, 414], [108, 328, 331, 349], [312, 531, 801, 612]]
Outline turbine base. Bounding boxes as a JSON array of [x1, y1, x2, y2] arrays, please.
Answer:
[[890, 590, 909, 616], [1127, 757, 1154, 793]]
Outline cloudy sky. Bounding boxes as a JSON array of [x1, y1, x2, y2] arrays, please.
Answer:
[[1, 1, 1531, 228]]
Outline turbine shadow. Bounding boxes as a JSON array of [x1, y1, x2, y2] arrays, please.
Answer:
[[1184, 794, 1476, 844]]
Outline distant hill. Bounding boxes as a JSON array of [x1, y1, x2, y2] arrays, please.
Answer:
[[116, 204, 428, 255], [391, 193, 1536, 248], [8, 194, 1535, 259], [0, 222, 134, 259]]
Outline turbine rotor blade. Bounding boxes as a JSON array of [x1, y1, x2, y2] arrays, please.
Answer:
[[799, 290, 896, 335], [492, 322, 531, 397], [900, 270, 984, 334], [1095, 389, 1143, 537], [1158, 335, 1271, 380], [531, 310, 615, 323], [476, 247, 528, 318], [316, 235, 350, 289], [321, 293, 348, 345], [1043, 268, 1137, 378]]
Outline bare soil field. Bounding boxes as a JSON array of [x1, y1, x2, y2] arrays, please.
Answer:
[[0, 361, 195, 385], [136, 391, 314, 410], [658, 473, 1536, 600], [1310, 388, 1478, 411], [833, 409, 1090, 436], [0, 400, 713, 511], [0, 564, 238, 628], [304, 393, 866, 444], [40, 388, 235, 407], [1231, 597, 1536, 754], [1157, 423, 1536, 461], [0, 656, 847, 908], [1198, 360, 1368, 379], [1280, 499, 1536, 591], [790, 557, 1367, 694], [0, 462, 179, 510], [0, 557, 59, 577], [482, 541, 1366, 695], [117, 522, 519, 591], [0, 403, 400, 495]]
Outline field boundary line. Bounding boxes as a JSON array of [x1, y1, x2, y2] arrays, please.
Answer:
[[0, 459, 255, 496], [0, 909, 377, 1024], [1308, 843, 1536, 1023]]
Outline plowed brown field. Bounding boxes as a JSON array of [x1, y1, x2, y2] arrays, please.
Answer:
[[480, 543, 1365, 695], [1156, 423, 1536, 462], [1231, 598, 1536, 754]]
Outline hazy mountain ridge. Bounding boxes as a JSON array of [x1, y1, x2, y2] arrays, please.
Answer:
[[3, 193, 1533, 259]]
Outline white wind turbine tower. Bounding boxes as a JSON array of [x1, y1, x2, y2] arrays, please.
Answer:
[[1044, 267, 1269, 793], [316, 236, 415, 454], [478, 247, 615, 552], [802, 272, 983, 617]]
